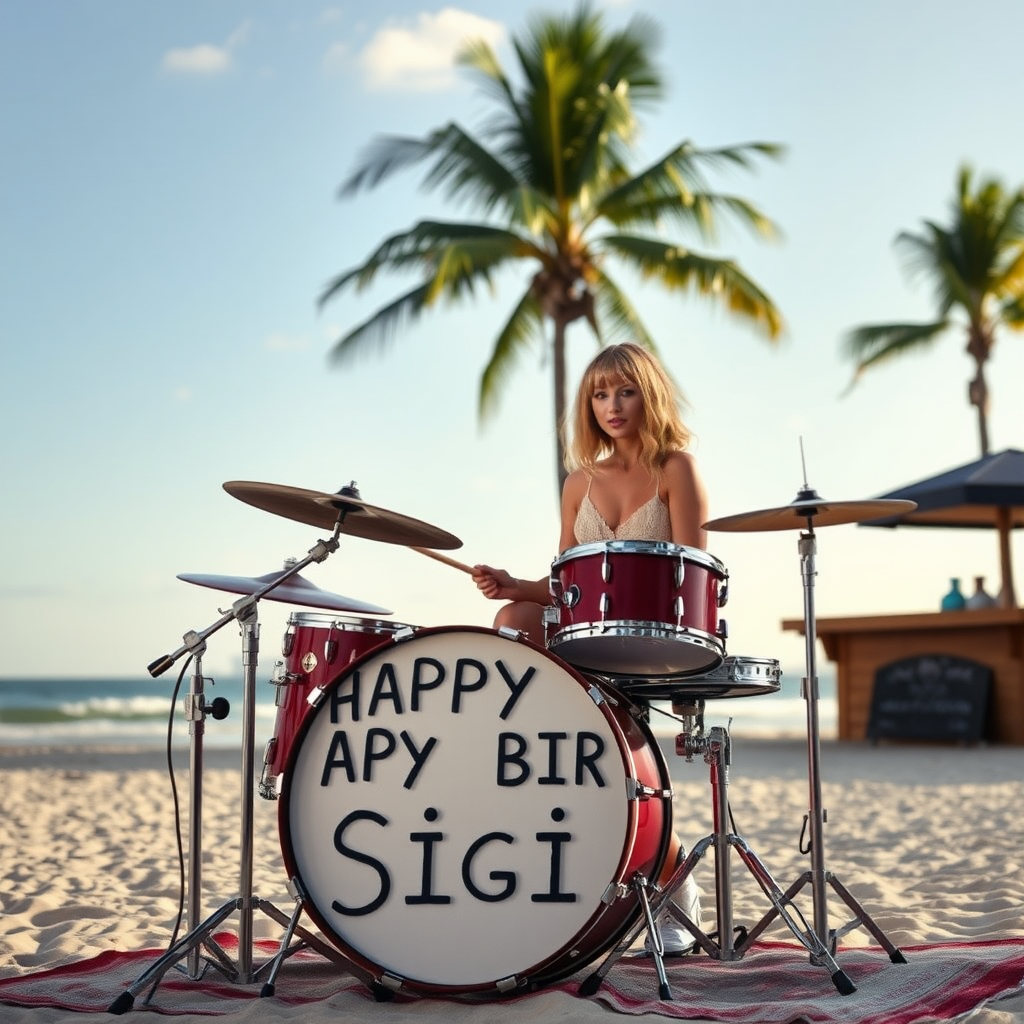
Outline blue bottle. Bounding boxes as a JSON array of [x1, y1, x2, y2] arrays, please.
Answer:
[[940, 578, 966, 611]]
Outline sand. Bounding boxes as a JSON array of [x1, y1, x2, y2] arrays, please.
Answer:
[[1, 735, 1023, 1023]]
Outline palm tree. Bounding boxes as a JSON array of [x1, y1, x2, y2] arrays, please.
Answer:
[[844, 166, 1024, 457], [322, 2, 785, 490]]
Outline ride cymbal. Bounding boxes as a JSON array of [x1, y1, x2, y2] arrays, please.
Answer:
[[177, 567, 392, 614], [703, 489, 917, 532], [222, 480, 463, 549]]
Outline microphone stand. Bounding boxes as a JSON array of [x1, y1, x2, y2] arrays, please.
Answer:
[[108, 526, 355, 1013]]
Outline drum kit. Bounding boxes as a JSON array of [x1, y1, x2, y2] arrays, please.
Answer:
[[107, 474, 916, 1013]]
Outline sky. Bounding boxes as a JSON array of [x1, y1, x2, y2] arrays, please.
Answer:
[[1, 0, 1022, 684]]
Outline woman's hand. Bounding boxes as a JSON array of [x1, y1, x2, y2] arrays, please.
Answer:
[[472, 564, 520, 602]]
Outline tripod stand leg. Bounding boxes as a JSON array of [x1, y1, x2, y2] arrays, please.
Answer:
[[107, 899, 241, 1014], [579, 871, 674, 999], [726, 840, 856, 994], [827, 875, 907, 963], [259, 894, 305, 997]]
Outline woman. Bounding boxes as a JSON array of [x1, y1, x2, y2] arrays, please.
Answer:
[[472, 342, 707, 955], [473, 342, 708, 643]]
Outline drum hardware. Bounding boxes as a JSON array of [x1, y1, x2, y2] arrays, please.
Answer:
[[580, 700, 856, 1000], [108, 525, 374, 1014], [258, 612, 416, 802], [547, 540, 729, 678], [702, 469, 914, 978], [223, 479, 463, 549], [177, 558, 391, 615], [605, 654, 781, 703]]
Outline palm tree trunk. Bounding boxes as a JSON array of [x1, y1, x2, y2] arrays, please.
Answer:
[[553, 317, 569, 496], [966, 330, 992, 458]]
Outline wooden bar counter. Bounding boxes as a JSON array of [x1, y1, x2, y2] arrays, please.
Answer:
[[781, 608, 1024, 744]]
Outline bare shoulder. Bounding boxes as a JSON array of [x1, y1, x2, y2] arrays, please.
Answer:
[[561, 468, 590, 504], [661, 450, 703, 487]]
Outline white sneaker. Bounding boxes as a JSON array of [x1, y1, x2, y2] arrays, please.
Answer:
[[645, 873, 702, 955]]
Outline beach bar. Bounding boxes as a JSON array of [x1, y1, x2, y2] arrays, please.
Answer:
[[782, 606, 1024, 744]]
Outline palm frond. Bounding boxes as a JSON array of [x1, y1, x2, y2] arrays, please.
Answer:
[[842, 320, 950, 377], [998, 296, 1024, 328], [478, 292, 547, 421], [601, 234, 784, 339], [326, 282, 433, 365], [590, 267, 656, 347], [319, 221, 538, 308], [339, 124, 521, 215], [593, 141, 782, 240]]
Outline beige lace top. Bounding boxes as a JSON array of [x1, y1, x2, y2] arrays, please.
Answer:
[[573, 479, 671, 544]]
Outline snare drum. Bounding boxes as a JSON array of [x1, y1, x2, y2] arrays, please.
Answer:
[[546, 540, 728, 678], [613, 655, 782, 702], [277, 626, 672, 997], [259, 612, 414, 800]]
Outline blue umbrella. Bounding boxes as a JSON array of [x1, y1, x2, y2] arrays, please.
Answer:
[[861, 448, 1024, 607]]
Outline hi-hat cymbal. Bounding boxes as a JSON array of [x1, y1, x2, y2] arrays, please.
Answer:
[[703, 489, 917, 532], [222, 480, 462, 550], [177, 567, 392, 614]]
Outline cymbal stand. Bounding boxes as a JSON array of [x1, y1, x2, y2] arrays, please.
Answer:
[[762, 516, 906, 966], [581, 700, 854, 999], [108, 527, 357, 1014]]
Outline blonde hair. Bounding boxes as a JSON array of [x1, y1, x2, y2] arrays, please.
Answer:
[[566, 343, 691, 474]]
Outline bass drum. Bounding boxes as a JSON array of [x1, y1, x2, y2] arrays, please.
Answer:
[[277, 626, 672, 997]]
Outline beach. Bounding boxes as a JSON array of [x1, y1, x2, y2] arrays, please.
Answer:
[[1, 734, 1023, 1023]]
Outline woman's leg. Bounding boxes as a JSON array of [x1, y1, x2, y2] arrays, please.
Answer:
[[492, 601, 546, 646]]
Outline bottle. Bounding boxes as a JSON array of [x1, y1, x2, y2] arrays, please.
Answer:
[[940, 578, 966, 611], [965, 575, 997, 610]]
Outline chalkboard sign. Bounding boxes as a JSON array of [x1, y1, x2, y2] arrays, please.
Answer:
[[867, 654, 991, 744]]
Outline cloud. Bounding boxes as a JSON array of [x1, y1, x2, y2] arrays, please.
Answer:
[[357, 8, 506, 91], [161, 20, 252, 76], [264, 333, 311, 353]]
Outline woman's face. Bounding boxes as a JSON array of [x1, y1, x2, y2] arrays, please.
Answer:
[[591, 375, 644, 440]]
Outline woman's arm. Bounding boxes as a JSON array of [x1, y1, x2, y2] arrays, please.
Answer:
[[663, 451, 709, 549], [558, 469, 587, 553]]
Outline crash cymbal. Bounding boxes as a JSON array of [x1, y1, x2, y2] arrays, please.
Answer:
[[703, 488, 917, 532], [177, 566, 392, 614], [222, 480, 462, 550]]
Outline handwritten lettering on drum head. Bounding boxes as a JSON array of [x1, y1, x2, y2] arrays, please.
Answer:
[[281, 628, 636, 987]]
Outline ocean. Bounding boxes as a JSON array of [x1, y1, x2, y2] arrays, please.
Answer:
[[0, 662, 836, 750]]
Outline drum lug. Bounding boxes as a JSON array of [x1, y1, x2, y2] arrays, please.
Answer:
[[377, 972, 405, 994], [674, 594, 685, 626], [718, 577, 729, 607], [258, 739, 278, 801], [675, 555, 685, 588], [282, 630, 295, 657], [393, 625, 417, 643], [601, 551, 611, 583], [586, 682, 614, 706], [286, 874, 308, 902], [495, 975, 521, 994], [626, 777, 673, 802], [307, 686, 327, 708], [601, 881, 629, 904], [718, 617, 729, 640], [599, 592, 610, 623]]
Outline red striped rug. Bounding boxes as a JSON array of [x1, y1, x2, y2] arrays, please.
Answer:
[[1, 935, 1022, 1022]]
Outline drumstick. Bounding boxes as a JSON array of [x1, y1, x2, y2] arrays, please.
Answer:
[[412, 546, 477, 576]]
